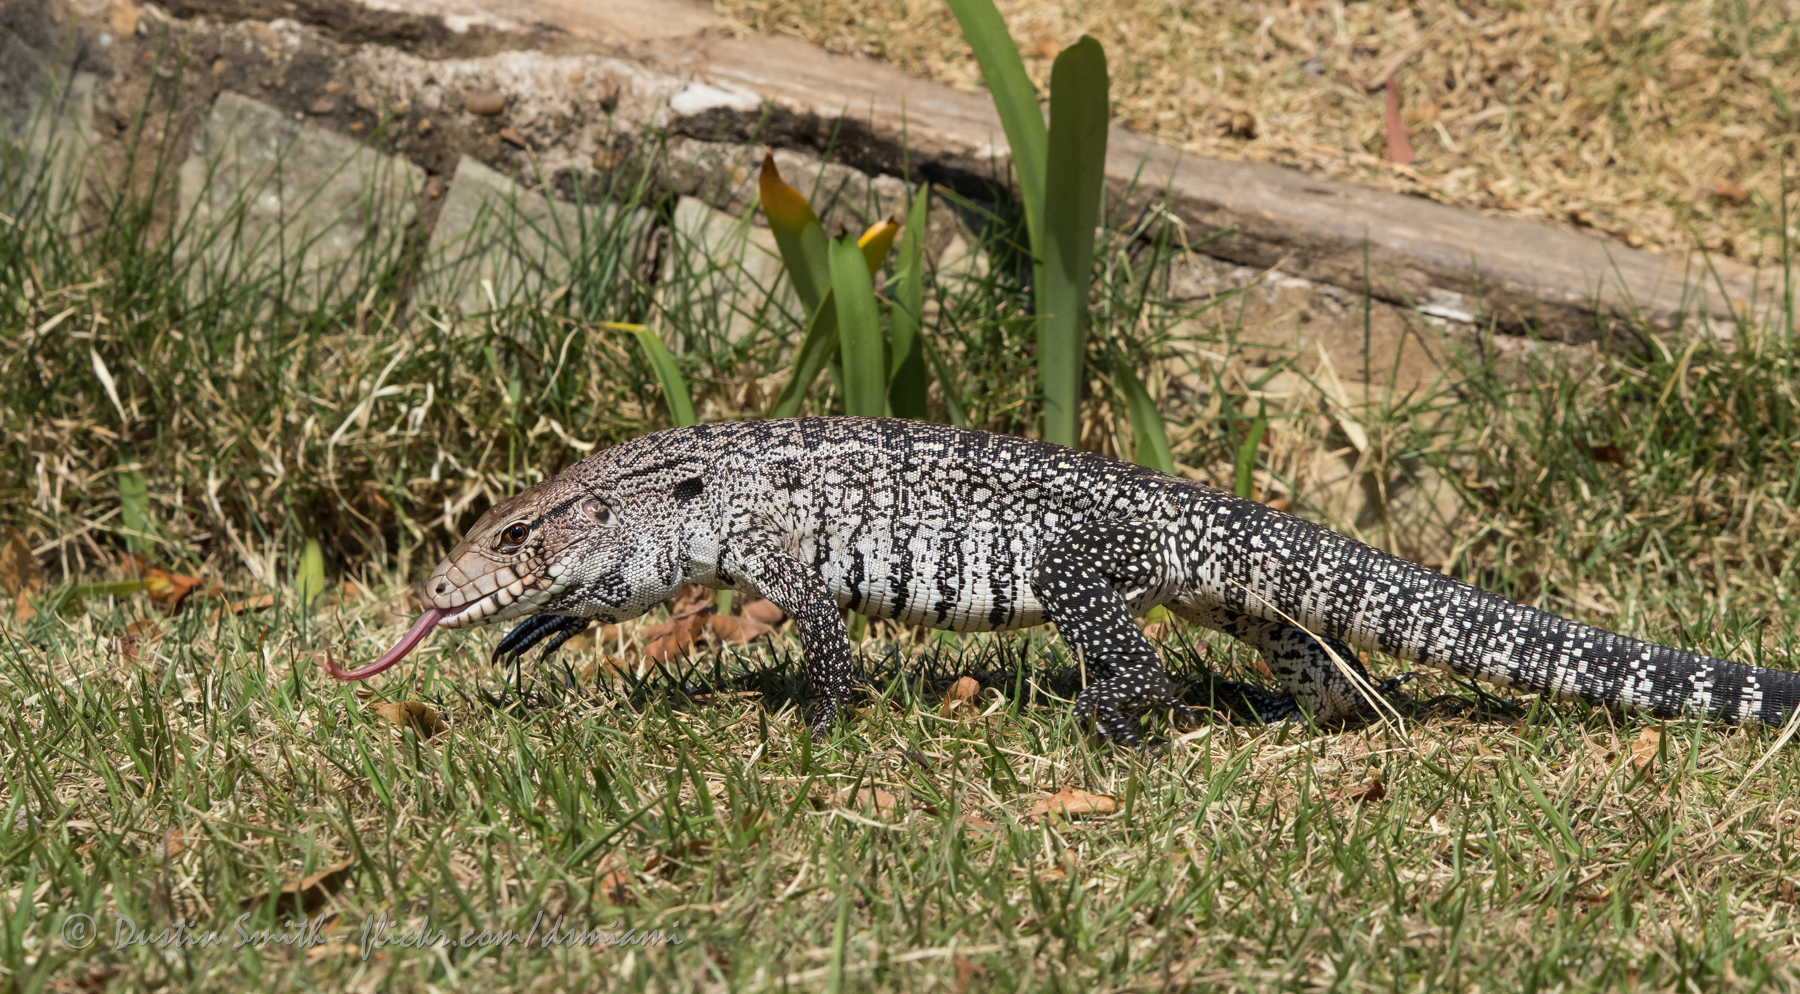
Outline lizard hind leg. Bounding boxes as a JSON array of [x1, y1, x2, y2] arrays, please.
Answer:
[[1170, 600, 1412, 722], [1027, 522, 1197, 747]]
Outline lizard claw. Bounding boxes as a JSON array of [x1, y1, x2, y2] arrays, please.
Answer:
[[493, 614, 590, 663], [1375, 671, 1418, 695], [808, 698, 844, 742], [1073, 689, 1145, 748]]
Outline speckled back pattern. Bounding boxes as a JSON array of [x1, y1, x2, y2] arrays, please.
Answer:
[[424, 417, 1800, 744]]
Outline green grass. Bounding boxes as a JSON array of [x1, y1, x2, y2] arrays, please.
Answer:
[[6, 70, 1800, 992]]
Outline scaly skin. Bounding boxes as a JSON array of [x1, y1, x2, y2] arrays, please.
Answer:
[[336, 417, 1800, 746]]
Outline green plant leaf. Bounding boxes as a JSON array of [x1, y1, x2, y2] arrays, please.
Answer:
[[888, 186, 932, 420], [772, 220, 902, 419], [606, 322, 696, 427], [944, 0, 1047, 252], [1235, 400, 1268, 500], [1115, 364, 1174, 474], [759, 152, 830, 316], [857, 219, 901, 275], [831, 233, 887, 418], [66, 580, 145, 599], [117, 461, 152, 553], [770, 293, 842, 419], [1038, 36, 1110, 449], [295, 537, 327, 606]]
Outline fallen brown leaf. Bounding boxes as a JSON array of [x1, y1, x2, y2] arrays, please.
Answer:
[[305, 939, 359, 963], [640, 615, 701, 641], [162, 827, 205, 859], [643, 838, 713, 874], [940, 676, 980, 717], [1630, 726, 1663, 773], [499, 126, 528, 149], [668, 583, 714, 615], [643, 622, 696, 661], [598, 867, 635, 905], [960, 814, 999, 835], [741, 598, 785, 625], [954, 954, 990, 993], [206, 593, 276, 623], [706, 613, 772, 644], [595, 655, 639, 682], [371, 701, 448, 738], [1333, 774, 1387, 805], [1384, 76, 1415, 165], [1712, 180, 1749, 203], [242, 858, 356, 916], [0, 526, 43, 600], [143, 567, 204, 614], [835, 787, 899, 812], [1028, 788, 1117, 820], [125, 618, 164, 639]]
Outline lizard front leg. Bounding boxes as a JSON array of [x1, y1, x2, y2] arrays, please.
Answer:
[[725, 540, 858, 740], [1028, 522, 1197, 746], [493, 614, 592, 663]]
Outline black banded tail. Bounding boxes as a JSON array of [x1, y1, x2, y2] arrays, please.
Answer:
[[1240, 510, 1800, 726]]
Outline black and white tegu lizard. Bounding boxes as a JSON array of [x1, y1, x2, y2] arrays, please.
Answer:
[[325, 417, 1800, 744]]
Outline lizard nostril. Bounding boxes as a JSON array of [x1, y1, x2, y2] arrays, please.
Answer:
[[434, 581, 449, 595]]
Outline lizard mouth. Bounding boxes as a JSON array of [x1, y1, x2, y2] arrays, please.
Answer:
[[319, 577, 560, 681], [319, 607, 449, 681]]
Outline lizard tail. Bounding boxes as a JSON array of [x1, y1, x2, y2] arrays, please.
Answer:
[[1238, 512, 1800, 726]]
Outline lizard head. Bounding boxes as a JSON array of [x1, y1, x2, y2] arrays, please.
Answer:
[[322, 472, 686, 680]]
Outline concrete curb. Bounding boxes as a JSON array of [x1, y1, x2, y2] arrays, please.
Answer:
[[19, 0, 1790, 347]]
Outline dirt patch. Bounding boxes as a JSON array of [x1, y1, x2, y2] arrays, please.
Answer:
[[717, 0, 1800, 269], [162, 0, 570, 61]]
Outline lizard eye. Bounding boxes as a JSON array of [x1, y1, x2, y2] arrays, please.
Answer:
[[500, 522, 531, 546]]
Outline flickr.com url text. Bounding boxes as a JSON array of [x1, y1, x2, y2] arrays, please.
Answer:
[[61, 910, 684, 960]]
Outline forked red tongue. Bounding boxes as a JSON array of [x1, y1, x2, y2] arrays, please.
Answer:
[[320, 608, 448, 680]]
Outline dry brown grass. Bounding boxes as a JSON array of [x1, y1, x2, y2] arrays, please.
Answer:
[[716, 0, 1800, 266]]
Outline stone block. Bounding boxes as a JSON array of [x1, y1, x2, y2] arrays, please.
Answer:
[[177, 92, 422, 307], [661, 195, 794, 352], [0, 31, 96, 226], [422, 155, 650, 315]]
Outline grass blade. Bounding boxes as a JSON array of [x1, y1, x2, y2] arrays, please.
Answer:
[[831, 232, 887, 418], [607, 322, 696, 427], [888, 186, 932, 420], [117, 460, 152, 553], [758, 152, 829, 315], [944, 0, 1047, 249], [1115, 364, 1173, 474], [1235, 400, 1268, 499], [923, 337, 971, 427], [1038, 36, 1109, 448], [295, 538, 327, 606]]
